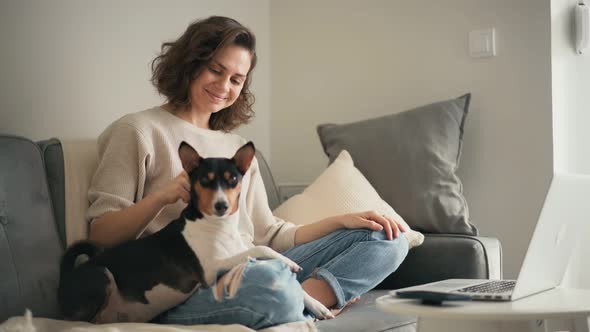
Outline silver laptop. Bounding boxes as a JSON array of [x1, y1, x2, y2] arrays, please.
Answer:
[[394, 172, 590, 301]]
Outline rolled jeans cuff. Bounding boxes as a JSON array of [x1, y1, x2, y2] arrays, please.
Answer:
[[314, 267, 346, 309]]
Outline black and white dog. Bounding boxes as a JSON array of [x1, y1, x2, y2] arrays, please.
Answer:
[[58, 141, 333, 323]]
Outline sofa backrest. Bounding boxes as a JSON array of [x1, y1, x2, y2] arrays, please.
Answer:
[[255, 150, 282, 210], [0, 135, 63, 321], [38, 139, 283, 247], [38, 138, 66, 248]]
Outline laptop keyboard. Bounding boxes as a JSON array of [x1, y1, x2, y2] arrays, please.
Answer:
[[455, 280, 516, 294]]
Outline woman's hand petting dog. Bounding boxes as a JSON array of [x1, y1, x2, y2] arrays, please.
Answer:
[[152, 171, 191, 205], [337, 210, 408, 240]]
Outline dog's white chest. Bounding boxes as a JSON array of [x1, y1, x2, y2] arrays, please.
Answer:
[[181, 215, 249, 285]]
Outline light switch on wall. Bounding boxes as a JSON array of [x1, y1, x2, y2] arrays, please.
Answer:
[[469, 28, 496, 58]]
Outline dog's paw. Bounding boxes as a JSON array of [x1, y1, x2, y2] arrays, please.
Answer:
[[251, 246, 302, 272], [282, 256, 303, 273], [303, 292, 335, 320], [277, 256, 302, 273]]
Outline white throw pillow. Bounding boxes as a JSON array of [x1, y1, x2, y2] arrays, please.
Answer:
[[273, 150, 424, 248]]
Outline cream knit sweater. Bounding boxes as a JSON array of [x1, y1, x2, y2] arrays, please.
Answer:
[[86, 107, 299, 253]]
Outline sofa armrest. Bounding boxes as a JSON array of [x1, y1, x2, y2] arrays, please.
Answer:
[[37, 138, 66, 249], [376, 234, 502, 290]]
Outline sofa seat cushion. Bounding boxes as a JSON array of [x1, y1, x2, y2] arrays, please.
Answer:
[[0, 311, 317, 331], [316, 290, 416, 332], [376, 234, 500, 290]]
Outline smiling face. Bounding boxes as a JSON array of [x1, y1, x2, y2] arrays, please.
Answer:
[[189, 44, 252, 119]]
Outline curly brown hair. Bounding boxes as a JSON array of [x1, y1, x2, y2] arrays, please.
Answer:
[[151, 16, 257, 132]]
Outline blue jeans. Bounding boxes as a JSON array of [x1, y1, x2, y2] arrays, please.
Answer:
[[156, 229, 408, 329]]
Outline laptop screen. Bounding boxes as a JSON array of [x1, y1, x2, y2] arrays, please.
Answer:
[[511, 173, 589, 300]]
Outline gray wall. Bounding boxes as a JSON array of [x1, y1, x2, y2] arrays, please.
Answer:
[[0, 0, 272, 158]]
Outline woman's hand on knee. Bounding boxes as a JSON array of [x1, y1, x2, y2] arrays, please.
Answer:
[[337, 210, 407, 240]]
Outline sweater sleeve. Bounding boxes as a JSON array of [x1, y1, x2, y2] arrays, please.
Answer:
[[86, 121, 152, 224], [246, 157, 301, 253]]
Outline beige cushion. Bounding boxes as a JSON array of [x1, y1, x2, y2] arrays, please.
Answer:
[[273, 150, 424, 248], [62, 139, 99, 245]]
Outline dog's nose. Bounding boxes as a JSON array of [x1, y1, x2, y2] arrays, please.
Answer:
[[214, 201, 228, 215]]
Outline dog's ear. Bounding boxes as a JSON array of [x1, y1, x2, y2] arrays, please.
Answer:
[[232, 141, 255, 175], [179, 141, 201, 173]]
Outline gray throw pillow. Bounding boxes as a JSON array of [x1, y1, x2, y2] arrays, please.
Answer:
[[317, 93, 476, 235]]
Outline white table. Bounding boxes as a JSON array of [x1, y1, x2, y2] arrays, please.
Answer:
[[376, 288, 590, 332]]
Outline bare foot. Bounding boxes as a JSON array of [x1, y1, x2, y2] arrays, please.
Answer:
[[330, 296, 361, 316]]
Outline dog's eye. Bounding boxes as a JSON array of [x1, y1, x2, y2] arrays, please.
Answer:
[[227, 176, 238, 186], [200, 177, 210, 186]]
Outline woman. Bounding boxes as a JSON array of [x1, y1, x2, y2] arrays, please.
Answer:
[[87, 16, 409, 329]]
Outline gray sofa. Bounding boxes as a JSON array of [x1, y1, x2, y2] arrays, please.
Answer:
[[0, 134, 502, 331]]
